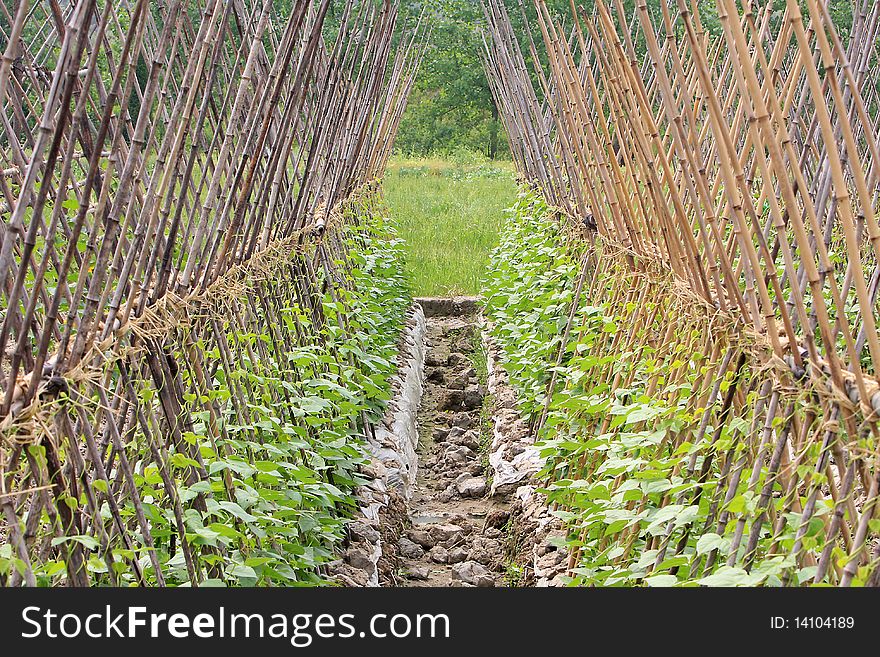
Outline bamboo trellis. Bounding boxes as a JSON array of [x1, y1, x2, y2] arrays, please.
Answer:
[[0, 0, 423, 586], [483, 0, 880, 585]]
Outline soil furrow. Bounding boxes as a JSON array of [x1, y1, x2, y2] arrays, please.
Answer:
[[397, 299, 511, 587]]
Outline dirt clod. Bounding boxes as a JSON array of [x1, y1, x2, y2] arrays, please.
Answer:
[[451, 561, 495, 587]]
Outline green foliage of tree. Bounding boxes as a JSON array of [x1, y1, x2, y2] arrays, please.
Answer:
[[393, 1, 494, 156], [391, 0, 858, 158]]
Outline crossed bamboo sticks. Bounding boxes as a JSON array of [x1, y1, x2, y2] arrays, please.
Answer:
[[483, 0, 880, 585], [0, 0, 423, 586]]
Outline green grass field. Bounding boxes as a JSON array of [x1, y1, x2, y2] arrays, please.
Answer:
[[382, 155, 516, 297]]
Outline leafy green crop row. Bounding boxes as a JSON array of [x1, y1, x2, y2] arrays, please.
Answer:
[[483, 191, 847, 586], [2, 198, 410, 587]]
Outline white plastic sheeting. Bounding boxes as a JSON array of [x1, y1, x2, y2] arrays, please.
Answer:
[[482, 319, 567, 586], [366, 303, 426, 498], [482, 319, 542, 496], [344, 304, 426, 586]]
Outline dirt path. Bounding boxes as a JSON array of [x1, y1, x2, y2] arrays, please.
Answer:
[[396, 299, 512, 587]]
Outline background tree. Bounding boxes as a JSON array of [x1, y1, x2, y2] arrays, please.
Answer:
[[394, 0, 498, 157], [390, 0, 858, 159]]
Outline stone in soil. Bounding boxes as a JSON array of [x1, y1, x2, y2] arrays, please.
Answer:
[[462, 385, 483, 410], [429, 546, 449, 563], [451, 412, 473, 429], [439, 389, 465, 411], [449, 429, 480, 450], [428, 523, 465, 546], [404, 565, 430, 580], [427, 369, 445, 383], [407, 528, 434, 549], [398, 537, 424, 559], [456, 476, 487, 498], [447, 352, 467, 366], [484, 509, 510, 530], [348, 521, 380, 544], [443, 444, 473, 464], [448, 547, 469, 564], [451, 561, 495, 587]]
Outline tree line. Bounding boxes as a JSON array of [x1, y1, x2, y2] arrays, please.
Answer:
[[391, 0, 856, 159]]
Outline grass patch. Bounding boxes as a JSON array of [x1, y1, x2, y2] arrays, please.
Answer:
[[504, 559, 524, 588], [382, 155, 516, 296]]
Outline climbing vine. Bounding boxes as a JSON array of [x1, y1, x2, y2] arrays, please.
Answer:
[[1, 195, 411, 587], [483, 191, 857, 587]]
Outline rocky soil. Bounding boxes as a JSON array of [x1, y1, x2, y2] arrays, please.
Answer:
[[331, 298, 568, 588], [396, 299, 512, 587]]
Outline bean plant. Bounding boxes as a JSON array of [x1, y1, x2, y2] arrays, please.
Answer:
[[483, 191, 831, 587], [2, 199, 410, 587]]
